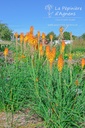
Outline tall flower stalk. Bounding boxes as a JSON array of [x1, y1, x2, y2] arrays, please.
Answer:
[[60, 40, 66, 55], [42, 33, 46, 47], [46, 45, 56, 71], [24, 35, 28, 54], [20, 33, 24, 54], [37, 31, 40, 43], [38, 43, 44, 59], [30, 26, 34, 34], [59, 26, 64, 42], [57, 54, 64, 73], [81, 58, 85, 69], [70, 32, 73, 53], [49, 34, 53, 47], [3, 48, 8, 64], [14, 32, 18, 51], [68, 54, 73, 84]]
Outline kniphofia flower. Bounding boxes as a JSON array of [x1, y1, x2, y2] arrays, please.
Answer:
[[57, 54, 64, 72], [48, 50, 56, 64], [33, 37, 38, 47], [4, 48, 8, 56], [20, 33, 24, 43], [48, 47, 56, 63], [37, 31, 40, 39], [42, 33, 45, 40], [28, 37, 38, 50], [46, 45, 50, 58], [14, 32, 18, 51], [60, 40, 66, 54], [59, 27, 64, 33], [40, 50, 44, 56], [30, 26, 34, 34], [24, 35, 28, 43], [46, 46, 56, 68], [23, 35, 28, 53], [4, 48, 8, 62], [38, 43, 44, 56], [81, 58, 85, 69], [39, 43, 43, 51], [50, 34, 53, 41], [27, 33, 34, 45]]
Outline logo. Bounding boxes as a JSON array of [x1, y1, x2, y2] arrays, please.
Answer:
[[45, 4, 54, 18]]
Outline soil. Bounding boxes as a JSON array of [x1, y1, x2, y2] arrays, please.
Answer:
[[0, 109, 44, 128]]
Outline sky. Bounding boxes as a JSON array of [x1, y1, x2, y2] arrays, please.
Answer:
[[0, 0, 85, 36]]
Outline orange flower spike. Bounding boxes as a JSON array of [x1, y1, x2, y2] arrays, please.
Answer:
[[4, 48, 8, 56], [48, 53, 54, 64], [62, 40, 66, 50], [47, 52, 55, 70], [14, 32, 18, 50], [38, 43, 44, 56], [46, 47, 56, 65], [52, 47, 56, 58], [24, 36, 28, 43], [50, 34, 53, 41], [40, 50, 44, 56], [26, 32, 30, 37], [39, 43, 43, 51], [81, 58, 85, 69], [46, 45, 50, 57], [27, 33, 34, 43], [27, 34, 32, 43], [30, 37, 38, 48], [33, 38, 36, 46], [20, 33, 24, 37], [59, 27, 64, 33], [42, 33, 46, 39], [34, 37, 38, 45], [57, 54, 64, 72], [37, 31, 40, 39], [28, 38, 34, 45], [61, 40, 66, 53], [30, 26, 34, 34], [14, 32, 18, 38], [20, 33, 24, 43], [48, 48, 56, 62], [49, 49, 56, 63]]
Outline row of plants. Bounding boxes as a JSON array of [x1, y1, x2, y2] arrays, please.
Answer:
[[0, 26, 85, 128]]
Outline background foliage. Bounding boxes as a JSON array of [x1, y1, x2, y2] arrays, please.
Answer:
[[0, 22, 13, 41]]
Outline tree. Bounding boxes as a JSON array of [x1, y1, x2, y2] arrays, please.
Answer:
[[63, 31, 70, 40], [0, 22, 13, 41], [81, 33, 85, 40], [46, 31, 57, 41], [63, 31, 76, 40]]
